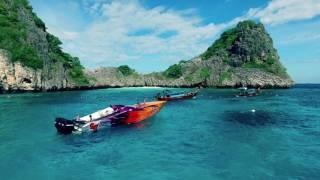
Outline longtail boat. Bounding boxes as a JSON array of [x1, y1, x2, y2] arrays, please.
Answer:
[[236, 87, 261, 97], [156, 88, 199, 101], [54, 101, 166, 134]]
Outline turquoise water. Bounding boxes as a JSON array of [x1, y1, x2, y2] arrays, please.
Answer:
[[0, 86, 319, 179]]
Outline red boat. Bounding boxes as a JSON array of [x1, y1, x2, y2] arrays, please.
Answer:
[[156, 89, 199, 101]]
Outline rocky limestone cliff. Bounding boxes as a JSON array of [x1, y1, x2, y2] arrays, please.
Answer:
[[0, 49, 41, 91], [87, 21, 294, 88], [86, 67, 145, 87], [0, 49, 74, 92], [0, 0, 87, 93]]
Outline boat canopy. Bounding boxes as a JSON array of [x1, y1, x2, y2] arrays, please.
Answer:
[[79, 107, 114, 122]]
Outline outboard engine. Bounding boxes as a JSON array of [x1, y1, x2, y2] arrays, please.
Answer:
[[55, 117, 75, 134]]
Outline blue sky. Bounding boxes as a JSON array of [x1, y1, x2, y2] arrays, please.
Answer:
[[29, 0, 320, 83]]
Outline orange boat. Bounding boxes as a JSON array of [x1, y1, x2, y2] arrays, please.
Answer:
[[123, 101, 166, 124]]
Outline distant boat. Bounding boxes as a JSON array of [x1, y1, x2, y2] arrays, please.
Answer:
[[54, 101, 166, 134], [155, 88, 199, 101], [236, 87, 261, 97]]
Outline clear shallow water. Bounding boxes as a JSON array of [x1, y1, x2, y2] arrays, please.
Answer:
[[0, 86, 319, 180]]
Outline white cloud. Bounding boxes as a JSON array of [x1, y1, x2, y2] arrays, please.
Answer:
[[248, 0, 320, 25], [47, 27, 79, 41], [63, 0, 233, 68]]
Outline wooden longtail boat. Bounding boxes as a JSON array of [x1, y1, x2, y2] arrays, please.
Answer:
[[236, 87, 261, 97], [156, 89, 199, 101], [54, 101, 166, 134]]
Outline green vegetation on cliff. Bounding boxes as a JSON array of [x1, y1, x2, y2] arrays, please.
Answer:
[[163, 64, 182, 79], [47, 34, 88, 84], [241, 59, 287, 77], [0, 0, 88, 85], [219, 70, 232, 84], [201, 27, 239, 61], [202, 21, 262, 61], [201, 20, 288, 77], [117, 65, 136, 76], [199, 67, 210, 79], [0, 0, 43, 69]]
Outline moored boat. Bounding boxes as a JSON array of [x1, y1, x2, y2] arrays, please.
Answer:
[[236, 87, 261, 97], [54, 101, 166, 134], [155, 88, 199, 101]]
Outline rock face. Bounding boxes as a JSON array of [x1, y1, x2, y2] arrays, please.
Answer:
[[87, 21, 294, 88], [0, 49, 75, 92], [0, 0, 87, 93], [0, 49, 41, 91]]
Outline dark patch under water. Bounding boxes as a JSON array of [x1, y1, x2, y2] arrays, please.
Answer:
[[223, 109, 310, 128], [224, 110, 276, 126]]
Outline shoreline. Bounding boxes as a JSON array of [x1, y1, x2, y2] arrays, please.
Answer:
[[0, 84, 301, 94]]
